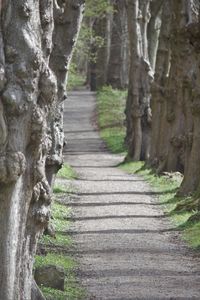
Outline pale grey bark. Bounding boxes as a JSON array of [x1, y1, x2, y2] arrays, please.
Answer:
[[0, 1, 84, 299], [147, 0, 163, 71], [125, 0, 152, 161]]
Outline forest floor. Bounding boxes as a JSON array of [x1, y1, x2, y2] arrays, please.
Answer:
[[61, 90, 200, 300]]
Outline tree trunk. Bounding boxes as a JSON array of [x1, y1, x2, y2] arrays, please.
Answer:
[[164, 1, 187, 172], [151, 0, 188, 174], [95, 13, 110, 89], [107, 0, 128, 89], [46, 0, 84, 186], [177, 1, 200, 195], [149, 0, 171, 170], [125, 0, 152, 161], [147, 0, 164, 71], [0, 1, 84, 299]]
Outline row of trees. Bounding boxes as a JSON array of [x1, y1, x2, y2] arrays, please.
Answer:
[[125, 0, 200, 203], [73, 0, 129, 90], [82, 0, 200, 207], [1, 0, 200, 298]]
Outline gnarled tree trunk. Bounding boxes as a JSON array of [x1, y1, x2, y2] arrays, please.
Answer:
[[150, 0, 171, 170], [177, 1, 200, 196], [0, 1, 84, 299], [125, 0, 152, 161]]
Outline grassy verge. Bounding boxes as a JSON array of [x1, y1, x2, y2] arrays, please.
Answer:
[[35, 165, 86, 299], [96, 86, 127, 153], [120, 162, 200, 250], [97, 86, 200, 251]]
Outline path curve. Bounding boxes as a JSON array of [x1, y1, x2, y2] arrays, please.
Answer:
[[64, 90, 200, 300]]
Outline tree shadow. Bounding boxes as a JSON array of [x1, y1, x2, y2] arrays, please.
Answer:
[[64, 214, 166, 222]]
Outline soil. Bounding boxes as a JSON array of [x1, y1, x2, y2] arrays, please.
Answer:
[[62, 90, 200, 300]]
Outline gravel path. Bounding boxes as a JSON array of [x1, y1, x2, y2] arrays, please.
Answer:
[[63, 90, 200, 300]]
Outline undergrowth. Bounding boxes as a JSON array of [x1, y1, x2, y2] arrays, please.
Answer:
[[97, 86, 200, 251], [35, 166, 85, 299]]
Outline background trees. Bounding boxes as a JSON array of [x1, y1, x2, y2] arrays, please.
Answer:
[[125, 0, 200, 209], [76, 0, 200, 209], [72, 0, 129, 91]]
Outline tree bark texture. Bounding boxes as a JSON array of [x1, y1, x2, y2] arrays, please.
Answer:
[[125, 0, 152, 161], [177, 0, 200, 195], [0, 1, 84, 299], [150, 0, 200, 198], [149, 0, 171, 170]]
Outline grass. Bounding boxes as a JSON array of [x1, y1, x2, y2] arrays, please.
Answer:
[[97, 85, 200, 251], [96, 86, 127, 153], [35, 164, 86, 299], [34, 253, 76, 271], [57, 163, 78, 180], [120, 161, 200, 249], [67, 64, 85, 91], [53, 183, 75, 194]]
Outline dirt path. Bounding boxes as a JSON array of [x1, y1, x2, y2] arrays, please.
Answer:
[[63, 90, 200, 300]]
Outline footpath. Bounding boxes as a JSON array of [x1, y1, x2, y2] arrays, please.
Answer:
[[63, 90, 200, 300]]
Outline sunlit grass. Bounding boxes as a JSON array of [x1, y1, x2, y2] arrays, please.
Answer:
[[97, 86, 127, 153], [57, 163, 78, 180], [35, 197, 85, 299], [53, 184, 74, 194]]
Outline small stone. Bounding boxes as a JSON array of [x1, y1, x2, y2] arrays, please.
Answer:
[[34, 265, 65, 291]]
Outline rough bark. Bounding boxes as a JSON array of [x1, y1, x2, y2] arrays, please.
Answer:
[[46, 0, 85, 186], [150, 0, 189, 174], [107, 0, 128, 89], [177, 1, 200, 195], [149, 0, 171, 170], [163, 0, 187, 173], [0, 1, 84, 299], [125, 0, 152, 161]]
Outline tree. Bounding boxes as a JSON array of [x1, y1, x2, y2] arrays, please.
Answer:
[[150, 0, 172, 171], [107, 0, 129, 89], [0, 1, 84, 299], [88, 0, 112, 90], [125, 0, 152, 161], [175, 0, 200, 196]]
